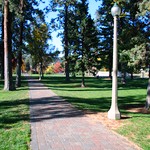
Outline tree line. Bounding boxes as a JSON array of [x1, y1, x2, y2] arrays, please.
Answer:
[[0, 0, 149, 90], [0, 0, 55, 90]]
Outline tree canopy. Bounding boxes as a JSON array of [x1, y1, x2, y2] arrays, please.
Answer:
[[0, 0, 149, 90]]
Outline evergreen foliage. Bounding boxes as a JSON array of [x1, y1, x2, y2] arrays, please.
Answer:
[[71, 0, 99, 87], [0, 0, 149, 90], [96, 0, 114, 78], [96, 0, 149, 79]]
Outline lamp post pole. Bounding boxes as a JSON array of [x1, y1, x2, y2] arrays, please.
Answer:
[[108, 3, 121, 120]]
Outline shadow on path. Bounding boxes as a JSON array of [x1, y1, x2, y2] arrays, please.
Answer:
[[30, 96, 84, 122], [28, 76, 141, 150]]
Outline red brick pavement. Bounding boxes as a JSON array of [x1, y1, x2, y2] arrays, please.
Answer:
[[28, 78, 142, 150]]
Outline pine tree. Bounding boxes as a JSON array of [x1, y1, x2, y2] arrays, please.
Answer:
[[96, 0, 113, 78], [96, 0, 149, 80], [72, 0, 99, 87], [118, 0, 149, 80], [3, 0, 14, 90], [0, 7, 4, 79], [48, 0, 77, 81], [15, 0, 24, 87], [0, 0, 42, 89], [14, 0, 41, 86]]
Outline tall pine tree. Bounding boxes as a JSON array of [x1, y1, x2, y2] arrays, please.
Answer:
[[72, 0, 99, 87], [3, 0, 14, 90], [96, 0, 113, 78], [48, 0, 77, 81]]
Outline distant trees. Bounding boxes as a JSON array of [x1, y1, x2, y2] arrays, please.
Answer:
[[15, 0, 24, 87], [70, 0, 99, 87], [96, 0, 113, 78], [45, 61, 63, 74], [0, 0, 149, 91], [48, 0, 77, 82], [53, 61, 63, 73], [27, 17, 51, 79], [96, 0, 150, 80], [49, 0, 99, 86], [0, 0, 53, 90], [120, 0, 149, 78]]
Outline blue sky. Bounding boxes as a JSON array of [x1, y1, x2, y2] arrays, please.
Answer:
[[41, 0, 102, 55]]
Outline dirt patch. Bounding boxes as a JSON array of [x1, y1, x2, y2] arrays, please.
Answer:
[[84, 107, 150, 130], [84, 109, 146, 150], [147, 135, 150, 139], [126, 107, 150, 114], [84, 111, 128, 130]]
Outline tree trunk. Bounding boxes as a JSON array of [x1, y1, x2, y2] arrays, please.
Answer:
[[40, 60, 44, 78], [72, 72, 76, 78], [39, 62, 42, 80], [64, 4, 70, 82], [4, 0, 14, 91], [121, 72, 126, 84], [130, 72, 134, 80], [109, 68, 112, 79], [16, 0, 24, 87], [81, 70, 85, 87], [81, 58, 85, 87], [108, 51, 112, 79], [145, 79, 150, 110], [16, 46, 22, 87], [148, 64, 150, 79], [1, 15, 4, 79], [16, 21, 23, 87], [8, 4, 14, 90]]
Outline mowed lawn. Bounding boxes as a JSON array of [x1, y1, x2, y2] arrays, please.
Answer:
[[42, 75, 150, 150], [0, 77, 30, 150], [0, 75, 149, 149]]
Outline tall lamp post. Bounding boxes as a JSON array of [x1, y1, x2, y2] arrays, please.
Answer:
[[108, 3, 121, 120]]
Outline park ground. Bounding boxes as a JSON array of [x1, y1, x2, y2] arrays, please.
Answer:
[[0, 74, 150, 150]]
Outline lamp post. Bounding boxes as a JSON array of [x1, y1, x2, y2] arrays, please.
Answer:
[[108, 3, 121, 120]]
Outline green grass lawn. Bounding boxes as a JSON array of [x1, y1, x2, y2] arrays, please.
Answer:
[[0, 77, 30, 150], [42, 75, 150, 150], [0, 74, 149, 149]]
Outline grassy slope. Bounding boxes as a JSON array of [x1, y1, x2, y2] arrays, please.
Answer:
[[0, 77, 30, 150], [42, 75, 150, 149]]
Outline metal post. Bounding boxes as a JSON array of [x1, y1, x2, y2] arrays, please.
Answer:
[[108, 15, 121, 119]]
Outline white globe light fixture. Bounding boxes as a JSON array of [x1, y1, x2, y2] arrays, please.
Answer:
[[111, 3, 121, 17], [108, 3, 121, 120]]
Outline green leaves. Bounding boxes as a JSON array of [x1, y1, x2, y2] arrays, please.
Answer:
[[137, 0, 150, 16]]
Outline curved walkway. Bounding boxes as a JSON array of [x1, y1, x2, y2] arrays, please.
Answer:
[[28, 77, 141, 150]]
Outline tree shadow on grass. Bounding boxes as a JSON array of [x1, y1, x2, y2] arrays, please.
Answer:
[[118, 96, 150, 118], [40, 76, 148, 91], [0, 99, 29, 129], [0, 80, 4, 90], [24, 75, 148, 92], [26, 75, 149, 122], [29, 93, 150, 123]]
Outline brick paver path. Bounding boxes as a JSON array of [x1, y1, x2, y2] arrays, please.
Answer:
[[28, 78, 141, 150]]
